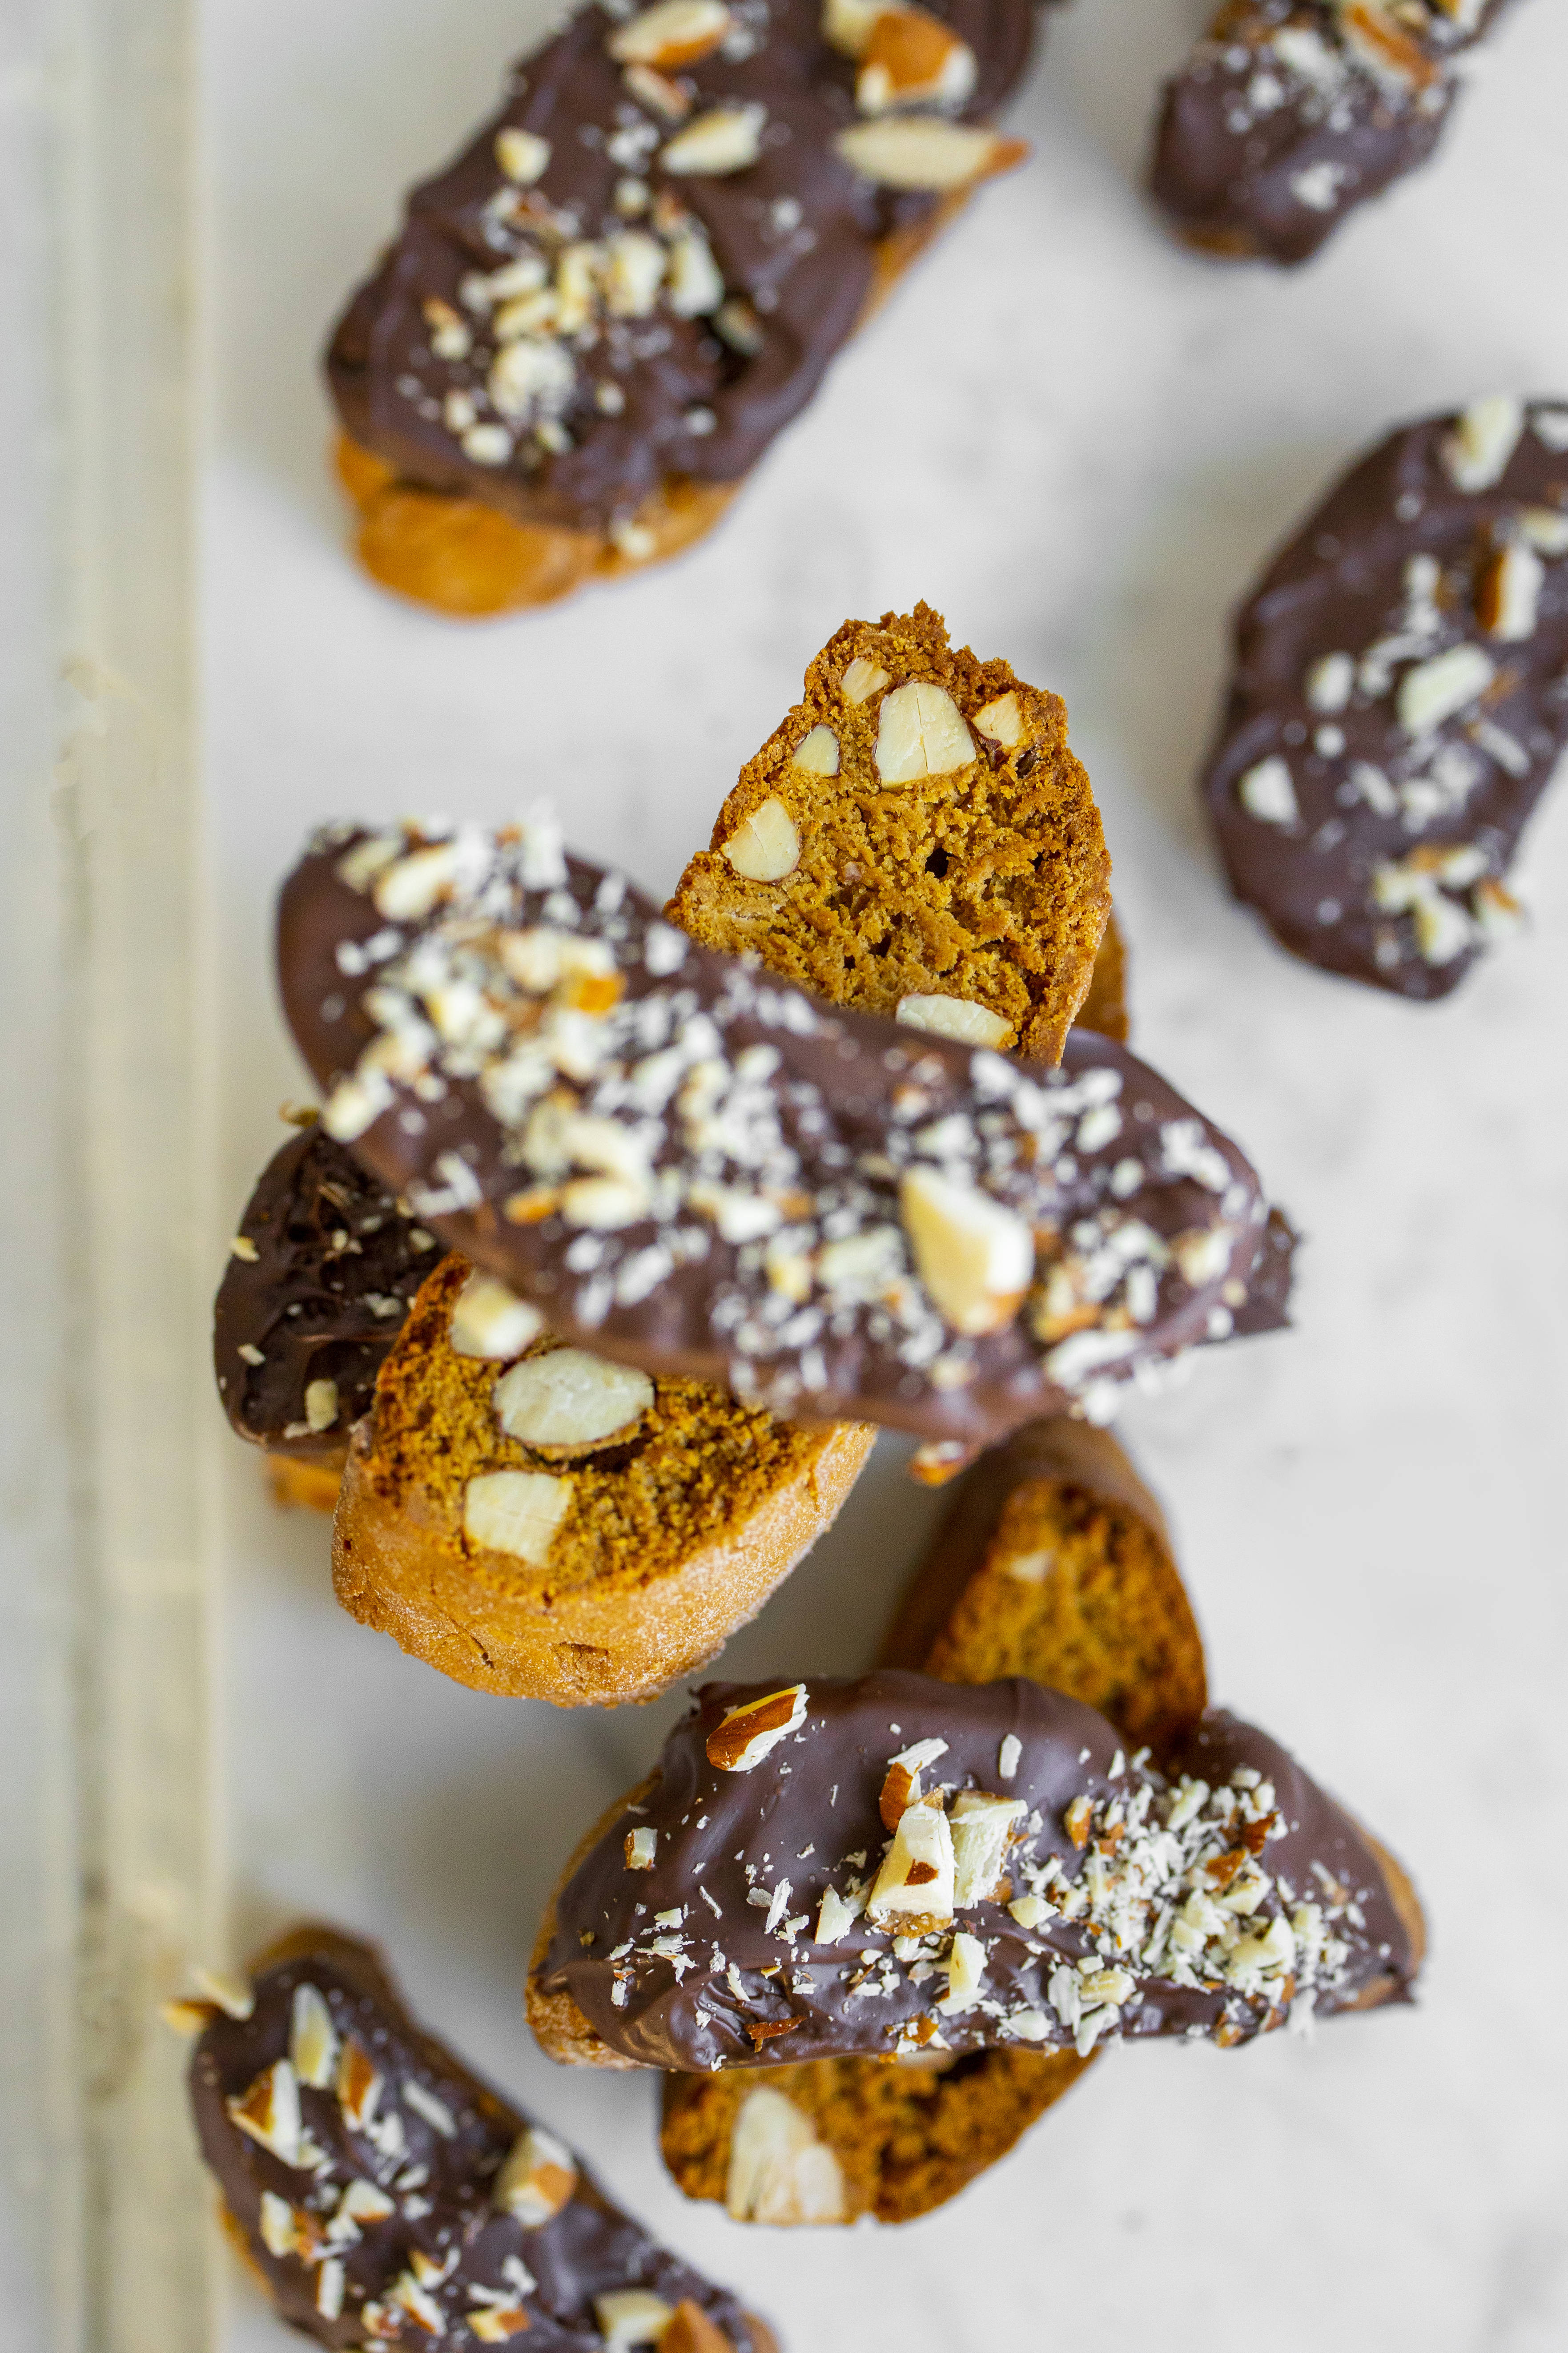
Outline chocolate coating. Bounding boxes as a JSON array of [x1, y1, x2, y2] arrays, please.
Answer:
[[277, 820, 1270, 1446], [1150, 0, 1506, 266], [213, 1124, 441, 1459], [536, 1668, 1419, 2070], [1203, 398, 1568, 997], [326, 0, 1035, 536], [189, 1932, 770, 2351]]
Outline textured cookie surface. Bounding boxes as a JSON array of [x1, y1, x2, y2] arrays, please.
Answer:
[[1151, 0, 1507, 266], [1203, 396, 1568, 997], [667, 604, 1111, 1066], [334, 1253, 874, 1704], [185, 1927, 772, 2351]]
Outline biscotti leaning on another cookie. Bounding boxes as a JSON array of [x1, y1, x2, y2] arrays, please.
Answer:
[[1203, 395, 1568, 998], [325, 0, 1038, 618], [667, 604, 1114, 1066], [1150, 0, 1513, 267], [333, 1252, 873, 1705], [656, 1418, 1208, 2224], [277, 815, 1275, 1447], [526, 1663, 1423, 2075], [214, 1119, 443, 1511], [169, 1925, 776, 2352]]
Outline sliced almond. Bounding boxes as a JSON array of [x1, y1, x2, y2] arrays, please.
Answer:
[[1237, 754, 1298, 826], [840, 654, 889, 703], [450, 1273, 546, 1361], [1334, 0, 1437, 91], [494, 1348, 654, 1454], [471, 2311, 533, 2345], [372, 842, 462, 921], [560, 1174, 650, 1229], [336, 2038, 382, 2131], [1476, 540, 1544, 642], [899, 1165, 1033, 1336], [1442, 394, 1524, 493], [303, 1376, 339, 1434], [1397, 643, 1495, 737], [289, 1982, 338, 2089], [463, 1469, 574, 1563], [258, 2190, 299, 2258], [726, 2085, 847, 2224], [495, 127, 551, 184], [866, 1795, 954, 1930], [706, 1684, 808, 1771], [338, 2177, 395, 2224], [623, 61, 692, 119], [823, 0, 887, 56], [595, 2290, 676, 2349], [950, 1791, 1026, 1906], [625, 1825, 658, 1869], [723, 796, 801, 881], [191, 1966, 254, 2019], [662, 105, 764, 175], [792, 723, 840, 775], [666, 227, 725, 318], [495, 2123, 579, 2225], [1063, 1794, 1094, 1848], [662, 2301, 739, 2353], [874, 679, 975, 782], [608, 0, 732, 68], [856, 8, 977, 112], [938, 1928, 987, 2013], [879, 1761, 921, 1830], [1518, 505, 1568, 556], [835, 118, 1025, 193], [228, 2060, 302, 2166], [1472, 875, 1524, 941], [1304, 651, 1354, 713], [896, 993, 1013, 1050], [972, 690, 1025, 749], [815, 1885, 865, 1944], [604, 229, 666, 319]]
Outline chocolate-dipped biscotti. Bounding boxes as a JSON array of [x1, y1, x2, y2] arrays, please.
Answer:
[[215, 1119, 442, 1510], [526, 1662, 1422, 2075], [656, 1418, 1209, 2223], [175, 1926, 774, 2350], [278, 814, 1272, 1446], [1203, 395, 1568, 997], [326, 0, 1036, 616], [1151, 0, 1513, 267], [666, 604, 1113, 1065], [334, 1251, 873, 1705]]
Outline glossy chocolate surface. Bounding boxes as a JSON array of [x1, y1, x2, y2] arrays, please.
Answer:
[[537, 1669, 1418, 2069], [276, 820, 1270, 1445], [327, 0, 1035, 535], [1150, 0, 1506, 266], [214, 1124, 442, 1459], [1203, 398, 1568, 997], [189, 1935, 768, 2350]]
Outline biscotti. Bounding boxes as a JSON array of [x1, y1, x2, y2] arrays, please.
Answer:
[[277, 815, 1272, 1446], [325, 0, 1036, 616], [333, 1252, 874, 1705], [214, 1120, 442, 1511], [1202, 395, 1568, 997], [174, 1925, 775, 2351], [1150, 0, 1512, 267], [528, 1665, 1423, 2071], [656, 1418, 1207, 2224], [665, 604, 1113, 1065]]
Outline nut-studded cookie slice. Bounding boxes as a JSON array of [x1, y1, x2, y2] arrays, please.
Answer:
[[173, 1926, 776, 2351], [333, 1253, 873, 1705], [666, 603, 1112, 1066], [656, 1419, 1207, 2224]]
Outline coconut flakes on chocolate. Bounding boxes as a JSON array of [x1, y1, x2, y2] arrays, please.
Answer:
[[532, 1671, 1419, 2071], [277, 816, 1271, 1445]]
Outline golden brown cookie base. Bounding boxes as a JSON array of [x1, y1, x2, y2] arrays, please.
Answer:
[[263, 1449, 346, 1514], [1074, 908, 1129, 1041], [333, 1256, 876, 1706], [333, 199, 967, 619], [665, 603, 1112, 1065]]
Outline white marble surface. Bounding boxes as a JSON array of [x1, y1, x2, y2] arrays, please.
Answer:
[[202, 0, 1568, 2346]]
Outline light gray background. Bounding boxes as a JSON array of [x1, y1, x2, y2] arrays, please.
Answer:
[[199, 0, 1568, 2345]]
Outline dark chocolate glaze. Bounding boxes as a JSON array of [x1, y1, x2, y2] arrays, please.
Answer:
[[1150, 0, 1508, 266], [276, 821, 1270, 1446], [189, 1934, 770, 2351], [537, 1669, 1419, 2069], [213, 1124, 442, 1459], [1203, 399, 1568, 998], [326, 0, 1035, 535], [1228, 1202, 1297, 1338]]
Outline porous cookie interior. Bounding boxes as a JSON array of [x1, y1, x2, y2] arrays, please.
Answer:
[[659, 2043, 1086, 2228], [368, 1256, 833, 1598], [666, 603, 1111, 1065], [923, 1479, 1206, 1763]]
